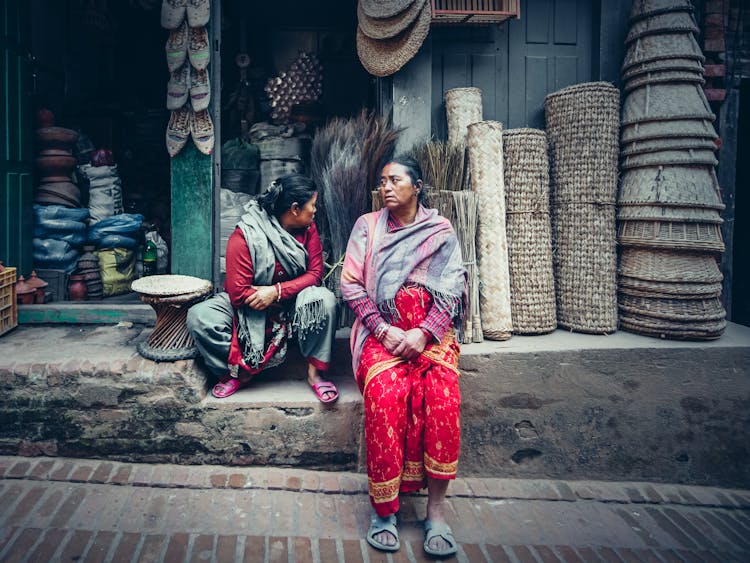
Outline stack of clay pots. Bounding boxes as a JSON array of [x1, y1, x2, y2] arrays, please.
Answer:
[[34, 110, 81, 208], [617, 0, 726, 340]]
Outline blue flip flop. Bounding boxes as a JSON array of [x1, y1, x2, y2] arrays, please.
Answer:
[[424, 520, 458, 557], [366, 513, 400, 552]]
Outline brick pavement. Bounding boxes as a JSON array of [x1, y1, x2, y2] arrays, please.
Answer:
[[0, 456, 749, 562]]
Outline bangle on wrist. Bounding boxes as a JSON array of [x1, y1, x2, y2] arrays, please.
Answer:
[[374, 322, 390, 341], [276, 282, 282, 302]]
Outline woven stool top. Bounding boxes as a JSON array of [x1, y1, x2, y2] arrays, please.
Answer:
[[131, 274, 212, 297]]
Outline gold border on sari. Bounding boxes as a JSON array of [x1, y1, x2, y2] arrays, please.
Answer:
[[363, 357, 404, 395], [402, 460, 425, 483], [424, 453, 458, 477], [369, 474, 401, 504]]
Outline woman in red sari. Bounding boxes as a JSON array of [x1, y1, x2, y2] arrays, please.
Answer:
[[341, 157, 467, 557]]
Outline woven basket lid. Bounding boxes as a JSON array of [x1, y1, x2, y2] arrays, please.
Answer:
[[622, 83, 714, 125], [619, 165, 724, 209], [356, 1, 431, 77], [621, 148, 718, 170], [617, 204, 723, 223], [629, 0, 694, 22], [358, 0, 426, 39], [361, 0, 416, 19], [619, 294, 726, 322], [621, 135, 717, 156], [622, 32, 704, 73], [623, 70, 704, 92], [622, 57, 704, 80], [619, 247, 723, 283], [131, 274, 212, 296], [626, 11, 698, 43], [621, 118, 717, 143], [617, 219, 725, 252]]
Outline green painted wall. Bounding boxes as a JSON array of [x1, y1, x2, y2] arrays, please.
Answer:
[[170, 141, 213, 280]]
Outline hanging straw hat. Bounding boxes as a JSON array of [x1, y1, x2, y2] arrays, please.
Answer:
[[356, 1, 432, 77], [622, 32, 704, 73], [630, 0, 694, 22], [626, 11, 698, 43], [358, 0, 426, 40], [360, 0, 417, 19]]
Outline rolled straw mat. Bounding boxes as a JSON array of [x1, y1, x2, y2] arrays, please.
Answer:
[[445, 87, 483, 148], [545, 82, 619, 333], [468, 120, 512, 340], [502, 128, 556, 334]]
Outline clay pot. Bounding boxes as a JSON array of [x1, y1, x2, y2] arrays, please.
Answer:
[[35, 127, 79, 155], [35, 155, 78, 180], [26, 271, 49, 304], [68, 274, 88, 301], [16, 276, 36, 305], [36, 108, 55, 128]]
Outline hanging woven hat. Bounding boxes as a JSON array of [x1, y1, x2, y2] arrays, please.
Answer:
[[618, 248, 723, 283], [622, 83, 714, 125], [619, 165, 724, 209], [621, 118, 717, 143], [358, 0, 426, 40], [360, 0, 417, 19], [626, 11, 698, 43], [621, 136, 717, 155], [630, 0, 694, 21], [356, 1, 432, 77], [622, 33, 704, 72], [623, 70, 704, 92], [622, 57, 704, 80]]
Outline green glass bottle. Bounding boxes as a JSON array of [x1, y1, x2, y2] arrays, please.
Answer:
[[143, 240, 157, 276]]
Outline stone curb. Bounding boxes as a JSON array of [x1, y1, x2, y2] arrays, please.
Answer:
[[2, 455, 749, 508]]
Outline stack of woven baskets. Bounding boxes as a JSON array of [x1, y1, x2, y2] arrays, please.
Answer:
[[617, 0, 726, 339]]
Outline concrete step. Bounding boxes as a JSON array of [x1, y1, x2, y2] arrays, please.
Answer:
[[1, 322, 749, 488]]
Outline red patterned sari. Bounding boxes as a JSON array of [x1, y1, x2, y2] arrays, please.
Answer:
[[356, 286, 461, 517]]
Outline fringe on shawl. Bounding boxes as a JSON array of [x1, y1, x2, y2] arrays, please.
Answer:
[[292, 286, 330, 337], [376, 284, 465, 342], [236, 308, 267, 369]]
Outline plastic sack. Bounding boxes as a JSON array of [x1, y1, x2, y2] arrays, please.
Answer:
[[33, 238, 79, 272], [88, 213, 144, 244], [34, 230, 87, 246], [145, 230, 169, 274], [97, 247, 135, 297], [97, 234, 138, 249], [34, 204, 89, 223]]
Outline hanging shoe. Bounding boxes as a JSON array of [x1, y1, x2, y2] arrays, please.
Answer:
[[188, 25, 210, 71], [167, 63, 190, 110], [190, 108, 214, 155], [161, 0, 187, 30], [165, 19, 188, 72], [190, 68, 211, 111], [166, 105, 191, 157], [186, 0, 210, 27]]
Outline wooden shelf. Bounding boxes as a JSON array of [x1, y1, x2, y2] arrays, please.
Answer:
[[431, 0, 520, 25]]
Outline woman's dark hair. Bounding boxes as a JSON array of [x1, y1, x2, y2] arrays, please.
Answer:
[[384, 155, 425, 203], [257, 173, 317, 217]]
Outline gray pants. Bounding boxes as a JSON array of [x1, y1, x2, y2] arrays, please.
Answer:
[[186, 290, 338, 377]]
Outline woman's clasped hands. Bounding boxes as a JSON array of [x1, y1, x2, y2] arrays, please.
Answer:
[[381, 325, 429, 360], [244, 285, 279, 310]]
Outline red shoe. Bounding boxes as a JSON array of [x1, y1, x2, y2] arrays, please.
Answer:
[[310, 381, 339, 404], [211, 378, 242, 398]]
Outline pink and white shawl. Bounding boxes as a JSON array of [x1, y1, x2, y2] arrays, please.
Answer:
[[341, 205, 467, 371]]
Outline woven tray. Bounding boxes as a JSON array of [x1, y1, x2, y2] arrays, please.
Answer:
[[621, 149, 718, 170], [617, 220, 725, 252], [629, 0, 694, 21], [617, 204, 723, 223], [553, 202, 618, 334], [131, 274, 213, 297], [622, 83, 714, 126], [623, 70, 704, 93], [620, 314, 726, 340], [621, 118, 717, 143], [619, 294, 726, 322], [468, 120, 512, 340], [621, 135, 717, 156], [622, 57, 704, 81], [545, 82, 620, 204], [626, 10, 698, 43], [618, 276, 722, 298], [503, 128, 557, 334], [445, 87, 483, 149], [622, 32, 704, 72], [619, 247, 723, 283]]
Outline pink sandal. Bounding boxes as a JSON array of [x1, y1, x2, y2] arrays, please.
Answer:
[[212, 378, 242, 399], [311, 381, 339, 404]]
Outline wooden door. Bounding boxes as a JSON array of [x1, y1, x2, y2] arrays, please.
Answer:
[[432, 0, 593, 134], [0, 0, 33, 273]]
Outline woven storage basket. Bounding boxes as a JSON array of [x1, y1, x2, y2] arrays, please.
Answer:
[[619, 294, 726, 322], [502, 128, 557, 334], [622, 83, 714, 125], [621, 119, 717, 143], [619, 247, 723, 283], [623, 70, 704, 92], [621, 148, 718, 170], [445, 87, 483, 149], [619, 276, 722, 298], [622, 57, 704, 80], [468, 120, 512, 340], [626, 10, 698, 43], [630, 0, 694, 21], [617, 204, 723, 223], [620, 313, 726, 340], [617, 220, 725, 252], [621, 136, 716, 156], [545, 82, 620, 204], [622, 32, 704, 72]]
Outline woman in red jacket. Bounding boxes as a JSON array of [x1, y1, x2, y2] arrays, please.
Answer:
[[187, 173, 339, 402]]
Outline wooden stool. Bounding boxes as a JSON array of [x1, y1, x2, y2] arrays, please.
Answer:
[[131, 274, 213, 361]]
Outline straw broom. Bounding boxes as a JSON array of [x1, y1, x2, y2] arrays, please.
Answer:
[[451, 190, 482, 342]]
